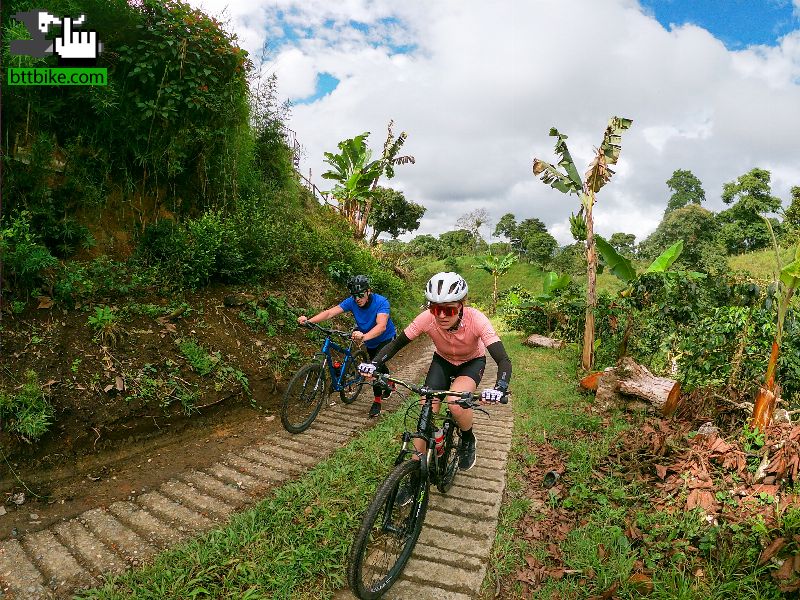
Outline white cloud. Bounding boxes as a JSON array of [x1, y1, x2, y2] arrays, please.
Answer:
[[187, 0, 800, 247]]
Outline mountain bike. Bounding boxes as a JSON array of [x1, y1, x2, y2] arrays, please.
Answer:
[[280, 322, 368, 434], [347, 372, 508, 599]]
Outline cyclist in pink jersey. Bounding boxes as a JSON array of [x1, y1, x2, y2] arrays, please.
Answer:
[[359, 272, 511, 482]]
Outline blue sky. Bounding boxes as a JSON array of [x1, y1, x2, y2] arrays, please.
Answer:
[[641, 0, 800, 48], [189, 0, 800, 244]]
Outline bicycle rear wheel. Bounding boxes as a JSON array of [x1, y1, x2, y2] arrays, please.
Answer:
[[280, 362, 326, 434], [348, 460, 429, 599], [340, 349, 368, 404], [436, 420, 460, 493]]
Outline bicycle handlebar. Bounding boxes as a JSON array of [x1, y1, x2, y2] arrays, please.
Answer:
[[302, 321, 355, 340], [371, 372, 509, 406]]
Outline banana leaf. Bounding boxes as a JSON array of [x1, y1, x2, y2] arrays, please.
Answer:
[[594, 235, 636, 283], [644, 240, 684, 274]]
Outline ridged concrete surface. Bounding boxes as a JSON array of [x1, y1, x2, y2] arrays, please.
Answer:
[[1, 341, 511, 600]]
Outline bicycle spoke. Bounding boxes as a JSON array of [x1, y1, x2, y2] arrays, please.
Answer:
[[340, 350, 367, 404], [280, 363, 326, 433]]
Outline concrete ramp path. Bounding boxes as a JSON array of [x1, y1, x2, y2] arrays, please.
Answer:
[[1, 341, 513, 600]]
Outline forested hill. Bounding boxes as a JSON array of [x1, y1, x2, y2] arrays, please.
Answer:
[[1, 0, 413, 464]]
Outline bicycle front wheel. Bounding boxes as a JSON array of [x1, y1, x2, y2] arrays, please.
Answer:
[[280, 362, 326, 434], [340, 349, 368, 404], [348, 460, 429, 599], [436, 421, 460, 493]]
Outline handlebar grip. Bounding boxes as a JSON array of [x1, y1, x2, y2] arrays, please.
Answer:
[[500, 395, 509, 404]]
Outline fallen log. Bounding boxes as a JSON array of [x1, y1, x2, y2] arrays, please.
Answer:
[[594, 356, 681, 416], [524, 334, 565, 349]]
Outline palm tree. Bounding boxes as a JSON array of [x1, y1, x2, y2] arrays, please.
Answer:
[[532, 116, 632, 370], [475, 253, 517, 314]]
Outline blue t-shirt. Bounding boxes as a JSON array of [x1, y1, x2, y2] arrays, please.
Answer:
[[338, 293, 397, 349]]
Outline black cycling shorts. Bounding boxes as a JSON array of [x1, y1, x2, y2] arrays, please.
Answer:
[[425, 352, 486, 390]]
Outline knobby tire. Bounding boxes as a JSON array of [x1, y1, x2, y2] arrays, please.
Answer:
[[436, 421, 460, 493], [348, 460, 429, 599], [280, 362, 326, 434]]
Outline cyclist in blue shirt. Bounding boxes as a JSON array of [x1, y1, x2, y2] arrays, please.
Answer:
[[297, 275, 397, 417]]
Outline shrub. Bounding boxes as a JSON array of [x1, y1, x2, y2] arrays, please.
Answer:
[[0, 211, 59, 298], [0, 370, 54, 442], [87, 305, 121, 346]]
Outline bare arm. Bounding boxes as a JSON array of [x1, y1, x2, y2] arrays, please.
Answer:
[[298, 305, 345, 325], [356, 313, 388, 343]]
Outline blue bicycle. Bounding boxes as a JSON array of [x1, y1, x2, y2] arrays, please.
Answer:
[[280, 321, 368, 433]]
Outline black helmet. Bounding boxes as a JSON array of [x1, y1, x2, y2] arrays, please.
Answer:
[[347, 274, 370, 295]]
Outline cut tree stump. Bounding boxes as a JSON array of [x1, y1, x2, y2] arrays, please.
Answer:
[[523, 334, 565, 349], [594, 356, 681, 416]]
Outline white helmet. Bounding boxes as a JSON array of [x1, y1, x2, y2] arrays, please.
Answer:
[[425, 272, 468, 303]]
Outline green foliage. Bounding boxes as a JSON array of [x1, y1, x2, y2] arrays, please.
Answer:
[[52, 257, 134, 307], [367, 186, 425, 245], [87, 305, 121, 346], [513, 218, 557, 265], [3, 0, 256, 225], [608, 232, 636, 258], [639, 204, 727, 273], [717, 168, 782, 254], [406, 234, 442, 258], [494, 213, 517, 240], [178, 339, 217, 376], [239, 297, 296, 337], [439, 229, 477, 258], [665, 169, 706, 213], [114, 0, 251, 203], [0, 370, 54, 442], [0, 211, 58, 298], [550, 242, 586, 276]]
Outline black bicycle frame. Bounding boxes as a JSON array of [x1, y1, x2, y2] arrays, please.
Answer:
[[393, 396, 448, 485]]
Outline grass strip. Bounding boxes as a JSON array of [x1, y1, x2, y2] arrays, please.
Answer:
[[78, 398, 419, 599]]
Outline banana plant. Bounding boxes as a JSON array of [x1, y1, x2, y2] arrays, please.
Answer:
[[594, 237, 693, 360], [321, 120, 414, 239], [752, 218, 800, 431], [322, 132, 382, 232], [536, 271, 572, 301], [533, 116, 633, 370], [474, 252, 517, 314]]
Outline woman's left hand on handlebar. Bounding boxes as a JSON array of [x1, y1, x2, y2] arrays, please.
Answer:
[[351, 330, 365, 343], [480, 388, 504, 403], [358, 362, 377, 379]]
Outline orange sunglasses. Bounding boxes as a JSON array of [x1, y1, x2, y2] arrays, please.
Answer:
[[429, 303, 460, 317]]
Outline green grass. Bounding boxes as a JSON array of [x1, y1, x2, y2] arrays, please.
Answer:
[[78, 397, 420, 600], [412, 255, 626, 311], [483, 328, 786, 600], [728, 246, 795, 281]]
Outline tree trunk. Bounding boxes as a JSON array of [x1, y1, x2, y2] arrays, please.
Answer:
[[582, 194, 597, 371], [369, 228, 380, 246], [752, 341, 780, 431], [595, 356, 681, 415], [618, 312, 634, 359], [356, 198, 372, 239], [523, 334, 565, 349]]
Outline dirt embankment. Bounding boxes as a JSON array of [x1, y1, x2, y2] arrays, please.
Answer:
[[1, 278, 414, 541]]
